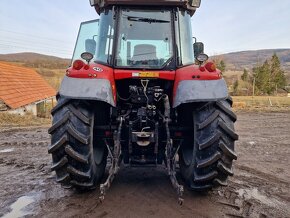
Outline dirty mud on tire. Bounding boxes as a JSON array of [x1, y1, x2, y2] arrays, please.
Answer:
[[0, 112, 289, 217]]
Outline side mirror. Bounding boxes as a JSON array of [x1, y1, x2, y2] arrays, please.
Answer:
[[85, 39, 96, 55], [193, 42, 204, 58]]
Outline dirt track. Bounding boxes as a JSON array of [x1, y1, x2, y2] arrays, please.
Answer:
[[0, 112, 289, 218]]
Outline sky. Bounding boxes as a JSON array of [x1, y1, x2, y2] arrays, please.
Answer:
[[0, 0, 290, 58]]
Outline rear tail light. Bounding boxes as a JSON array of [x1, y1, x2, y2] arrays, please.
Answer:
[[73, 60, 84, 70], [84, 64, 90, 70], [199, 66, 206, 72], [205, 62, 216, 72]]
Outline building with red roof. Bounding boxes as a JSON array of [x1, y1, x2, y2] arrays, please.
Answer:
[[0, 62, 56, 116]]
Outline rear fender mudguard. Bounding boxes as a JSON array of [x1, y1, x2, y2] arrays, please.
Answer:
[[59, 76, 116, 107], [173, 79, 228, 108]]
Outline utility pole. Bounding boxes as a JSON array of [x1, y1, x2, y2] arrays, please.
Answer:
[[252, 77, 255, 98]]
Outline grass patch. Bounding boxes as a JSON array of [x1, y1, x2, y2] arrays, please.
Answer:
[[232, 96, 290, 111], [0, 112, 51, 127]]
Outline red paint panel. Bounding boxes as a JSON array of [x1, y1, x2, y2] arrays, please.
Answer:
[[114, 69, 175, 80], [67, 63, 117, 103], [175, 64, 221, 81]]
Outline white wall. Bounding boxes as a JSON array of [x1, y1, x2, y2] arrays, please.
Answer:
[[8, 103, 37, 116]]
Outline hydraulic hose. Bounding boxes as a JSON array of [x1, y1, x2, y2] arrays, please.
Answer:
[[163, 95, 170, 119]]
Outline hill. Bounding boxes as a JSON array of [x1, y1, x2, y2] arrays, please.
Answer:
[[1, 49, 289, 72], [0, 52, 70, 69], [0, 52, 70, 90], [213, 49, 290, 72]]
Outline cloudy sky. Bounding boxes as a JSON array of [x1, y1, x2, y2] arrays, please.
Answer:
[[0, 0, 289, 58]]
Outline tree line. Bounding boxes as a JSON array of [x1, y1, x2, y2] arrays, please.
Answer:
[[215, 54, 288, 96]]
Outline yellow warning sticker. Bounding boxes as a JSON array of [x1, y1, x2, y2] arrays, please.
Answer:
[[138, 72, 160, 78]]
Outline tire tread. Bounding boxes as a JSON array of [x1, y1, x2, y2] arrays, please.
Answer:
[[48, 98, 107, 190], [179, 97, 238, 191]]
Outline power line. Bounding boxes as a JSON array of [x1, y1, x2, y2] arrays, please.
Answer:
[[0, 43, 72, 56], [0, 43, 72, 57], [0, 29, 76, 44], [0, 35, 74, 48], [0, 39, 73, 53], [0, 29, 80, 58]]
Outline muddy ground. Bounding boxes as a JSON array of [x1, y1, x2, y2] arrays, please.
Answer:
[[0, 112, 289, 218]]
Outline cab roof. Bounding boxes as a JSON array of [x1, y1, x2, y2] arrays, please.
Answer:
[[90, 0, 201, 15]]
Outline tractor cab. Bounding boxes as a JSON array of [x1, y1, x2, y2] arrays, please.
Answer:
[[72, 0, 205, 70]]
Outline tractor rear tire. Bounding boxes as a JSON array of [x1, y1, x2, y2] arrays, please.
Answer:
[[48, 97, 108, 190], [179, 97, 238, 191]]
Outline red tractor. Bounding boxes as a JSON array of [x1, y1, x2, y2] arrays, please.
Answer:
[[48, 0, 238, 204]]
